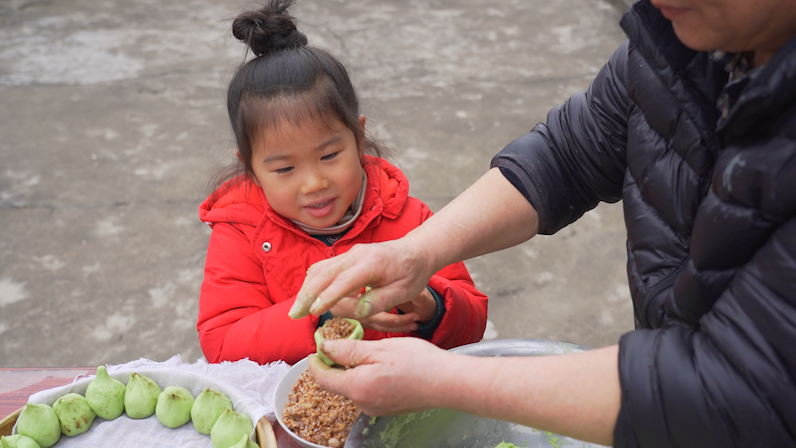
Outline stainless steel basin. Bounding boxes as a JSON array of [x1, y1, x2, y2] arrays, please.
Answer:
[[344, 338, 608, 448]]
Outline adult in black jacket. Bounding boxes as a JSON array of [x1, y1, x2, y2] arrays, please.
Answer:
[[290, 0, 796, 446]]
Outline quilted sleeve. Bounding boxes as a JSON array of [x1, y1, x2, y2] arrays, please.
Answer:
[[425, 265, 489, 349], [491, 41, 631, 235]]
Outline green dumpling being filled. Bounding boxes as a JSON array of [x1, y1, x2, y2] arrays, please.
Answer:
[[314, 317, 364, 366]]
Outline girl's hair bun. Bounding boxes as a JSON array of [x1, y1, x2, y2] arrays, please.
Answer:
[[232, 0, 307, 56]]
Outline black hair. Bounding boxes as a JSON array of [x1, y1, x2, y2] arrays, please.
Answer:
[[208, 0, 389, 194]]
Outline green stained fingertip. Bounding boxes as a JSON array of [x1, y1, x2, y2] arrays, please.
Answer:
[[355, 301, 373, 318], [309, 297, 323, 315], [288, 293, 315, 318]]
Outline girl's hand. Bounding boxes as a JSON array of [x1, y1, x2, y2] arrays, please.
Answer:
[[307, 338, 453, 416], [395, 287, 436, 324], [289, 240, 435, 320], [329, 295, 421, 333]]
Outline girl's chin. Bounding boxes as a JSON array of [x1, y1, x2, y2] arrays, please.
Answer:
[[301, 213, 345, 228]]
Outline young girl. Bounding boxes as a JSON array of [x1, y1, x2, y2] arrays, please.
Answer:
[[197, 0, 488, 365]]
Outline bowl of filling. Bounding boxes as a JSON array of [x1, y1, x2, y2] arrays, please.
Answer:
[[343, 338, 609, 448], [274, 317, 365, 448]]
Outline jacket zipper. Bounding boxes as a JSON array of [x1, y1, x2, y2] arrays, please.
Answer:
[[268, 218, 329, 250], [266, 206, 382, 255], [329, 207, 381, 256], [638, 257, 689, 329]]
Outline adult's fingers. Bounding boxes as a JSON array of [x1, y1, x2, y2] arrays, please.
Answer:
[[320, 338, 369, 367], [306, 354, 350, 396], [307, 339, 371, 397], [353, 283, 422, 319], [360, 311, 419, 333], [309, 338, 451, 416], [290, 249, 375, 319], [292, 240, 433, 319]]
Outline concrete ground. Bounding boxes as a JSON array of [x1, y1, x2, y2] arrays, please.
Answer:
[[0, 0, 632, 367]]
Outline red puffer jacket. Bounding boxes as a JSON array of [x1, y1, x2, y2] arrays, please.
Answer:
[[197, 156, 488, 365]]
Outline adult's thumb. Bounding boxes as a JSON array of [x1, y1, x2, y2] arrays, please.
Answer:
[[321, 338, 364, 367], [307, 354, 348, 395], [355, 286, 413, 318], [307, 339, 368, 397]]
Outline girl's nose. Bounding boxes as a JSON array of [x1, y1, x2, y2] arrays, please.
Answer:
[[301, 168, 329, 194]]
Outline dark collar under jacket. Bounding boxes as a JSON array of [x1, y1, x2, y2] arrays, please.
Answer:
[[620, 0, 796, 145]]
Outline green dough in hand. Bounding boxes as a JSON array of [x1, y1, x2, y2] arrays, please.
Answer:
[[494, 442, 519, 448], [314, 317, 364, 366]]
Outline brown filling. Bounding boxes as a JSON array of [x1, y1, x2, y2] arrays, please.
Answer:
[[319, 317, 355, 340], [283, 371, 361, 447]]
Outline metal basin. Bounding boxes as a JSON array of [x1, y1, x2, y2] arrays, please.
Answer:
[[344, 339, 607, 448]]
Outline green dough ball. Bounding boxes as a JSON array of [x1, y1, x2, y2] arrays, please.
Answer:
[[1, 434, 42, 448]]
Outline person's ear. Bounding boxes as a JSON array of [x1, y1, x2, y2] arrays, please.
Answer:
[[237, 151, 260, 186]]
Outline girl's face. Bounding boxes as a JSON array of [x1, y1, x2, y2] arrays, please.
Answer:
[[651, 0, 796, 65], [249, 115, 365, 228]]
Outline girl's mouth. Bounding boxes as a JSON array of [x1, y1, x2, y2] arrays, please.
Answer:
[[304, 198, 336, 218]]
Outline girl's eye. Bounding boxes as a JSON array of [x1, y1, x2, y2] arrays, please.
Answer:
[[275, 166, 294, 174], [321, 152, 339, 161]]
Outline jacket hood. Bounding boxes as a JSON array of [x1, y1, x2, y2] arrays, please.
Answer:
[[199, 155, 409, 227]]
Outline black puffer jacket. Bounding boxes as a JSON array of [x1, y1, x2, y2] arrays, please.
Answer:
[[491, 1, 796, 447]]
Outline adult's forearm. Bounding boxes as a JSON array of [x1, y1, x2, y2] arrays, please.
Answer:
[[291, 167, 539, 320], [405, 167, 539, 273], [433, 346, 620, 446]]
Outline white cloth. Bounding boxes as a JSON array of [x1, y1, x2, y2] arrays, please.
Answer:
[[14, 355, 290, 448]]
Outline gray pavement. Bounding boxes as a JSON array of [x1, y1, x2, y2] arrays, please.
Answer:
[[0, 0, 631, 367]]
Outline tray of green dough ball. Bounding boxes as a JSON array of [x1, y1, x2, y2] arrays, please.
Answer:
[[4, 356, 288, 448]]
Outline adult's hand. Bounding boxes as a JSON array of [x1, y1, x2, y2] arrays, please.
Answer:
[[307, 337, 453, 416], [289, 239, 435, 320], [290, 168, 539, 321], [328, 294, 421, 334], [308, 337, 621, 446]]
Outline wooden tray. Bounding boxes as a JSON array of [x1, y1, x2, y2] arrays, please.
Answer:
[[0, 407, 277, 448]]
